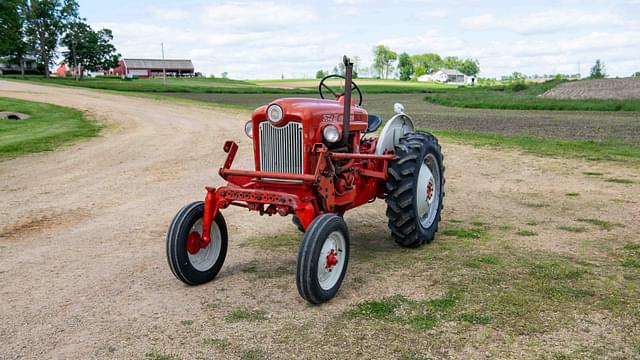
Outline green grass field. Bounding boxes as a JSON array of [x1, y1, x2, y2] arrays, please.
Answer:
[[0, 97, 100, 157], [5, 75, 456, 94], [426, 128, 640, 164], [4, 76, 313, 94], [424, 80, 640, 111]]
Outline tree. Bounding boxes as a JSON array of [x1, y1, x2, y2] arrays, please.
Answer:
[[336, 61, 345, 76], [459, 58, 480, 76], [507, 72, 527, 81], [0, 0, 30, 76], [590, 60, 606, 79], [411, 53, 443, 77], [633, 71, 640, 78], [372, 45, 397, 79], [397, 52, 413, 81], [315, 69, 326, 79], [442, 56, 463, 70], [61, 21, 119, 79], [353, 55, 360, 78], [221, 72, 228, 79], [24, 0, 79, 78]]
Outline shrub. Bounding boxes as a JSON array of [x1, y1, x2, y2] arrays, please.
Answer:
[[508, 82, 529, 92]]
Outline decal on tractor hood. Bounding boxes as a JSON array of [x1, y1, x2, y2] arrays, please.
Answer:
[[322, 114, 355, 123]]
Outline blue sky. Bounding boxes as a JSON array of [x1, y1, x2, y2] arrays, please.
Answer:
[[82, 0, 640, 79]]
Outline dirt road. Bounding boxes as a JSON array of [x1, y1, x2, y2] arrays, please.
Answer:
[[1, 80, 639, 359]]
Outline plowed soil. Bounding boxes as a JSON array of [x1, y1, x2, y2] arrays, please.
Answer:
[[543, 78, 640, 100]]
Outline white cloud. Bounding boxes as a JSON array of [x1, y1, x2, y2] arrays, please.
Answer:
[[146, 7, 190, 21], [379, 32, 466, 56], [202, 2, 317, 29], [461, 10, 626, 35]]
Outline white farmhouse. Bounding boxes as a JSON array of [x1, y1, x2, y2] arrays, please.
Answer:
[[418, 69, 469, 84]]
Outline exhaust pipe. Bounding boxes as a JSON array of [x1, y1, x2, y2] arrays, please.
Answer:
[[342, 55, 353, 148]]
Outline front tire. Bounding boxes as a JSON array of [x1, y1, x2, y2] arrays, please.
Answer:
[[296, 214, 350, 304], [385, 131, 445, 247], [167, 201, 228, 285]]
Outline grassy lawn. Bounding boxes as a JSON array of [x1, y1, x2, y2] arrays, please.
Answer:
[[424, 79, 640, 111], [0, 97, 100, 157], [4, 75, 454, 94], [428, 128, 640, 163], [3, 76, 313, 94]]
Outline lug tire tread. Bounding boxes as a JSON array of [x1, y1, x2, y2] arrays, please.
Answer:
[[385, 131, 445, 247]]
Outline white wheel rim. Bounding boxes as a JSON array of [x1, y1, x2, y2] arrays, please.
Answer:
[[416, 153, 440, 228], [317, 231, 346, 290], [188, 218, 222, 272]]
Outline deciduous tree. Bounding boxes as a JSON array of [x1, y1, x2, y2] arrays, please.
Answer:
[[459, 58, 480, 76], [410, 53, 443, 77], [24, 0, 79, 78], [397, 52, 413, 81], [590, 59, 606, 79], [372, 45, 397, 79], [0, 0, 30, 76], [61, 21, 119, 79]]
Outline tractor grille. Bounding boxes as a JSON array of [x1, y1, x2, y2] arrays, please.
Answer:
[[259, 121, 304, 174]]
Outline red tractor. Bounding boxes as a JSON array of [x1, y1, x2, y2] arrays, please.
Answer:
[[167, 56, 445, 304]]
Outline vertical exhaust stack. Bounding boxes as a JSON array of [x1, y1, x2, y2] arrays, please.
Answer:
[[342, 55, 353, 148]]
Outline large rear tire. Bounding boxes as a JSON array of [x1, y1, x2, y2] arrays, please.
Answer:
[[385, 131, 445, 247], [296, 214, 350, 304], [167, 201, 228, 285]]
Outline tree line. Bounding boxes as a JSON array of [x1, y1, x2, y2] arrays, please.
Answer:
[[373, 45, 480, 80], [0, 0, 119, 79], [315, 46, 480, 81]]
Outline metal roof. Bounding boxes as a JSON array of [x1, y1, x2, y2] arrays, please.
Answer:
[[123, 58, 194, 70], [439, 69, 465, 76]]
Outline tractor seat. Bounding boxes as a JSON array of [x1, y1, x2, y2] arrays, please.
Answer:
[[366, 114, 383, 133]]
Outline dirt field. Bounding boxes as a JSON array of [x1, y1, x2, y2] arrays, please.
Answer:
[[543, 78, 640, 100], [1, 81, 639, 359]]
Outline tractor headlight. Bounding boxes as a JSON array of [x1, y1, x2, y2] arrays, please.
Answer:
[[267, 104, 284, 123], [244, 120, 253, 139], [323, 124, 341, 143]]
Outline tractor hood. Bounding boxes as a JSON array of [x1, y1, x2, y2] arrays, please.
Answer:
[[252, 97, 368, 131]]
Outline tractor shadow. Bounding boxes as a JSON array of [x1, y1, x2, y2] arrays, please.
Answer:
[[347, 219, 406, 265]]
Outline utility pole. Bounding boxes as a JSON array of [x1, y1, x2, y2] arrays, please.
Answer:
[[161, 42, 166, 84]]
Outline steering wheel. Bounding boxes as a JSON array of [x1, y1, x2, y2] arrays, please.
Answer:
[[318, 75, 363, 106]]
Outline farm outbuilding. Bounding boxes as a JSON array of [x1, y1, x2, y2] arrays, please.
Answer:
[[418, 69, 468, 84], [113, 58, 195, 78]]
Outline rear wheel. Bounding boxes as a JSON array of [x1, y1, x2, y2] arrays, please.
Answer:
[[167, 201, 228, 285], [385, 131, 445, 247], [296, 214, 350, 304]]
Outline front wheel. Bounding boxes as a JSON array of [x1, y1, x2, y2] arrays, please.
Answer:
[[167, 201, 228, 285], [296, 214, 350, 304], [385, 131, 445, 247]]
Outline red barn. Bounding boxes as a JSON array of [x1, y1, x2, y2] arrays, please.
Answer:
[[112, 58, 195, 78]]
